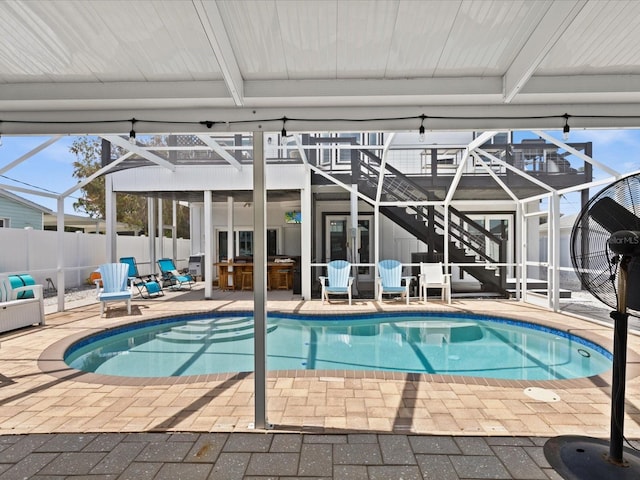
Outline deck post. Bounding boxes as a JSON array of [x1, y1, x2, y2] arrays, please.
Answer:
[[253, 131, 269, 429]]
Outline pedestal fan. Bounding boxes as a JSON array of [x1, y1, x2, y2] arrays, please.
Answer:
[[544, 174, 640, 479]]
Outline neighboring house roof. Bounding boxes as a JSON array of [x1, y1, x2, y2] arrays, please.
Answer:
[[0, 189, 52, 214]]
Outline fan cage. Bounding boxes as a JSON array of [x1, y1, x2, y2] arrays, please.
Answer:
[[570, 174, 640, 317]]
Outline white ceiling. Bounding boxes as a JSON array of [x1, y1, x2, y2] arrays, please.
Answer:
[[1, 0, 640, 134]]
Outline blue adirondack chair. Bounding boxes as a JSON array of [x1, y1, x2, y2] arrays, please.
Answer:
[[157, 258, 194, 290], [319, 260, 354, 305], [377, 259, 412, 305], [119, 257, 164, 299], [96, 263, 133, 317]]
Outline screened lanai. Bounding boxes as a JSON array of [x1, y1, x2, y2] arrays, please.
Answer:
[[2, 0, 640, 432]]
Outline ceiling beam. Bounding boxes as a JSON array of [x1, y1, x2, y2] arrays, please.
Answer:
[[4, 101, 640, 135], [502, 0, 587, 103], [192, 0, 245, 106], [2, 74, 640, 116]]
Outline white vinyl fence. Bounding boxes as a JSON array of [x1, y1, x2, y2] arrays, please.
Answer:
[[0, 228, 191, 290]]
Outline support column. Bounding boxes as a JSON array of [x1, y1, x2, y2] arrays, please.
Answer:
[[105, 175, 117, 262], [301, 170, 312, 299], [56, 197, 65, 312], [550, 193, 561, 312], [204, 191, 213, 299], [157, 198, 164, 260], [172, 200, 178, 261], [253, 131, 269, 429], [148, 197, 156, 273], [227, 196, 235, 289], [350, 184, 359, 295]]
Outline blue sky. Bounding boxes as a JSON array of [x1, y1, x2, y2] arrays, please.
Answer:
[[1, 130, 640, 215]]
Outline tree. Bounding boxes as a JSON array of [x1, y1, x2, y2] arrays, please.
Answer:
[[70, 136, 190, 237]]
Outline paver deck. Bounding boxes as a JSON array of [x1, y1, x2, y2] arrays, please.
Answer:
[[1, 286, 639, 478]]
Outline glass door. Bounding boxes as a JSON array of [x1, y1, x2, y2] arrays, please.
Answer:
[[326, 215, 373, 280]]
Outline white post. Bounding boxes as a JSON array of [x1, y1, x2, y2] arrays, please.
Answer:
[[204, 191, 213, 299], [56, 197, 65, 312], [253, 131, 269, 429], [105, 175, 117, 262], [172, 200, 178, 261], [227, 196, 235, 288], [301, 170, 312, 299], [157, 198, 164, 260], [350, 184, 359, 295], [148, 197, 156, 272], [515, 202, 523, 301], [551, 193, 561, 312]]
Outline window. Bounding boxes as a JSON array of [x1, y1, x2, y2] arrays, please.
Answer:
[[218, 229, 278, 261], [0, 218, 8, 228]]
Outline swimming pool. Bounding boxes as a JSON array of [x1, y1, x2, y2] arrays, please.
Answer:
[[64, 312, 612, 380]]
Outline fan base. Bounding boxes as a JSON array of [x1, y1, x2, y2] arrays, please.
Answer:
[[544, 436, 640, 480]]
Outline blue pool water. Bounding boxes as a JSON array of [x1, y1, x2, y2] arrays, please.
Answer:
[[64, 312, 612, 380]]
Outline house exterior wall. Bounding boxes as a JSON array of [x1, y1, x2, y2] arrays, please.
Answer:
[[0, 196, 44, 230], [190, 200, 302, 274]]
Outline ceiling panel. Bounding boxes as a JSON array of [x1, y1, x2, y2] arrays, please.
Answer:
[[538, 0, 640, 75], [1, 0, 640, 133]]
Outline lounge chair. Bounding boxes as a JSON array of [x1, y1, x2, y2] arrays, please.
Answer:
[[157, 258, 194, 290], [96, 263, 133, 317], [319, 260, 354, 305], [377, 259, 412, 305], [119, 256, 164, 298], [0, 274, 45, 332], [418, 262, 451, 304]]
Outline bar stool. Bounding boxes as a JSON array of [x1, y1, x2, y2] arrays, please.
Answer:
[[276, 268, 291, 290], [218, 265, 229, 291], [241, 269, 253, 290]]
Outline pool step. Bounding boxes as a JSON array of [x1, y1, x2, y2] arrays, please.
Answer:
[[157, 317, 276, 343], [171, 317, 253, 334]]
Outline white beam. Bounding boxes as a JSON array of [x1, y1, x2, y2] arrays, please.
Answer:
[[475, 147, 554, 192], [0, 136, 62, 175], [6, 102, 640, 135], [503, 0, 587, 103], [471, 153, 519, 201], [61, 152, 134, 197], [193, 0, 244, 106], [532, 130, 620, 177], [445, 131, 499, 204], [0, 184, 58, 199], [102, 135, 176, 171], [196, 134, 242, 170]]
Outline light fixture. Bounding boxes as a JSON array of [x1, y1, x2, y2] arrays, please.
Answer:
[[281, 117, 288, 138], [129, 118, 137, 144], [418, 114, 426, 143], [562, 113, 570, 141]]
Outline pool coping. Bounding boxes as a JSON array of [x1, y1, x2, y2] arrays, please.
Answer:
[[38, 307, 637, 389]]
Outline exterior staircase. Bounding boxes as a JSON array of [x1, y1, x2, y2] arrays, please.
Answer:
[[354, 146, 509, 295]]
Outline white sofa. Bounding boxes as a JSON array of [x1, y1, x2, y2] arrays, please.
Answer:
[[0, 275, 45, 334]]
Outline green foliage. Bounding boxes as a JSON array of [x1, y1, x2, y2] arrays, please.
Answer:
[[70, 136, 190, 237]]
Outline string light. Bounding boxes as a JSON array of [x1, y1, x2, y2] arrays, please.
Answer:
[[281, 117, 288, 145], [129, 118, 137, 144], [0, 112, 637, 138], [418, 114, 426, 142], [563, 113, 570, 141]]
